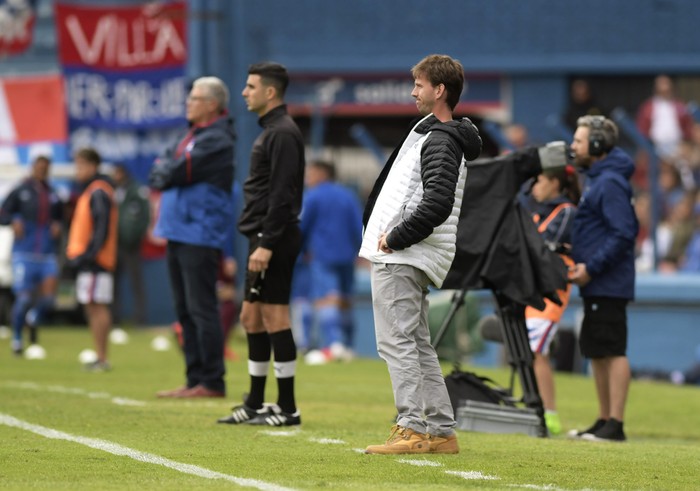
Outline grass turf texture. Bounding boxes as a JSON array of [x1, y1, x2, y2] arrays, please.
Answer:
[[1, 326, 699, 490]]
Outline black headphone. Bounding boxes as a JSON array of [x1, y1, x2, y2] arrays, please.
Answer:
[[588, 115, 609, 157]]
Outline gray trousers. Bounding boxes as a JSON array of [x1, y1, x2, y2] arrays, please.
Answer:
[[370, 262, 455, 436]]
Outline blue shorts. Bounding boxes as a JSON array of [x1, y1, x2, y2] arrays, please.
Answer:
[[11, 255, 58, 293], [309, 262, 355, 301]]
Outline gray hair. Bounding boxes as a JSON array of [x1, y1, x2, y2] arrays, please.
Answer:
[[576, 115, 619, 150], [192, 76, 229, 112]]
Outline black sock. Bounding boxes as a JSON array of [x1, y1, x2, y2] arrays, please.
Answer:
[[270, 329, 297, 414], [245, 332, 271, 409]]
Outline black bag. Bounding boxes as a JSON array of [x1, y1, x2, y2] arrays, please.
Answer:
[[444, 369, 515, 414]]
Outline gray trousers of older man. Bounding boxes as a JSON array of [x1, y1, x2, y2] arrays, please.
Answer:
[[370, 262, 456, 436]]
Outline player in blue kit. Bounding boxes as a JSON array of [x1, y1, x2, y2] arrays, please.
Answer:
[[0, 155, 63, 356]]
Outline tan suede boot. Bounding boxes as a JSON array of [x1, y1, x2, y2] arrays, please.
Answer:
[[365, 425, 430, 455]]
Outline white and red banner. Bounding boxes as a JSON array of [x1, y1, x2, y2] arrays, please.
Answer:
[[0, 74, 68, 165], [55, 1, 188, 181], [0, 0, 37, 57]]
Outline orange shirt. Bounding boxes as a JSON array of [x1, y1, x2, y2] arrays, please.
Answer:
[[66, 179, 118, 271], [525, 203, 575, 322]]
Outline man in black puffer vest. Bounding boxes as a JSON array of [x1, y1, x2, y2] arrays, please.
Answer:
[[361, 54, 482, 455]]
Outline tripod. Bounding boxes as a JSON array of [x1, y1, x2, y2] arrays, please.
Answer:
[[432, 288, 547, 436]]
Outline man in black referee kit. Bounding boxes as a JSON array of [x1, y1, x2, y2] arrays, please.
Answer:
[[218, 62, 305, 427]]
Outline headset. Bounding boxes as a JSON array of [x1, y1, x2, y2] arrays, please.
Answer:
[[588, 115, 610, 157]]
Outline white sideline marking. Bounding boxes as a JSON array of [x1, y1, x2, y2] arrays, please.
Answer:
[[308, 437, 345, 445], [509, 485, 570, 490], [445, 470, 500, 481], [0, 413, 296, 491], [259, 429, 301, 437], [397, 458, 442, 467], [4, 381, 146, 407], [352, 448, 366, 453]]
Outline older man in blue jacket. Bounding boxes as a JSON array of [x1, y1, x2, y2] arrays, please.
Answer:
[[568, 115, 638, 443], [150, 76, 235, 398]]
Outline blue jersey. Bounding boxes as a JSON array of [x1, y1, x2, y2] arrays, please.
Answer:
[[300, 181, 363, 265], [0, 178, 63, 256]]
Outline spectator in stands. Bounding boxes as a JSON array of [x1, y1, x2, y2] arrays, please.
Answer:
[[568, 116, 638, 442], [672, 139, 700, 190], [0, 155, 62, 356], [634, 192, 672, 274], [150, 76, 235, 398], [636, 74, 694, 159], [659, 161, 686, 215], [65, 148, 118, 372], [112, 164, 150, 326], [504, 123, 530, 151], [300, 160, 363, 365], [679, 196, 700, 272], [660, 190, 696, 272], [564, 79, 605, 132]]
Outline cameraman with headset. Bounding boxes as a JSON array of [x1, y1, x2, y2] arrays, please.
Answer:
[[568, 115, 639, 443]]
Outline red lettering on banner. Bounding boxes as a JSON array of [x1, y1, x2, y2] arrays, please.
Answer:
[[55, 2, 187, 69]]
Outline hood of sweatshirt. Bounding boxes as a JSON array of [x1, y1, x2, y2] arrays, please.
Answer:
[[584, 147, 635, 181], [415, 115, 483, 161]]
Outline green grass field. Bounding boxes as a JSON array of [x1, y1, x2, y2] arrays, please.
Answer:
[[1, 326, 699, 490]]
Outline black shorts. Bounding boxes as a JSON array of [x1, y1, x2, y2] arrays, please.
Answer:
[[243, 226, 301, 305], [579, 297, 629, 359]]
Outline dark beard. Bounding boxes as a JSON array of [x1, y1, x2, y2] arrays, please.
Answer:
[[575, 155, 593, 169]]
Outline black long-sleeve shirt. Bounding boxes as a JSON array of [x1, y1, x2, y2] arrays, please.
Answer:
[[238, 104, 305, 249]]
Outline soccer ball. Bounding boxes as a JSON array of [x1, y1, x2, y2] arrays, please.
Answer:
[[24, 344, 47, 360], [109, 328, 129, 345], [304, 349, 328, 366], [150, 335, 171, 352], [78, 348, 98, 364]]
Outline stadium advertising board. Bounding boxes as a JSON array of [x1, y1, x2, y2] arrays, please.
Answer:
[[55, 1, 187, 182], [285, 74, 508, 121]]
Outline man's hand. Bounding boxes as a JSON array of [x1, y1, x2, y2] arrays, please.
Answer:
[[569, 263, 591, 286], [148, 165, 171, 190], [377, 233, 393, 254], [248, 247, 272, 272], [11, 220, 24, 239]]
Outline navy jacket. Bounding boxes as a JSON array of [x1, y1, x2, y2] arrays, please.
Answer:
[[150, 114, 235, 250], [571, 147, 638, 300]]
